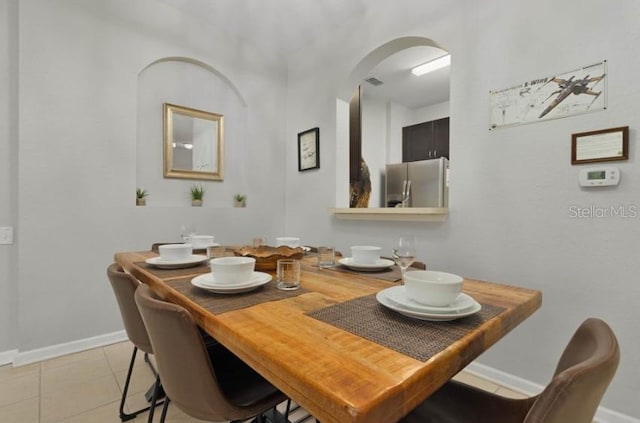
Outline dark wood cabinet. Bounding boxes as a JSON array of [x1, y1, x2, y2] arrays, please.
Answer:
[[402, 117, 449, 162]]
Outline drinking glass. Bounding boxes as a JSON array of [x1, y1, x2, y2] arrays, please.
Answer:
[[392, 236, 416, 280], [180, 224, 196, 243], [317, 246, 336, 268], [206, 245, 226, 268], [276, 259, 301, 290]]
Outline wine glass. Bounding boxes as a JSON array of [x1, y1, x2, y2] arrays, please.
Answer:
[[180, 224, 196, 243], [392, 236, 416, 280]]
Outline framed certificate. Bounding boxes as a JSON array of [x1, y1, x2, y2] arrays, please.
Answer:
[[298, 127, 320, 171], [571, 126, 628, 164]]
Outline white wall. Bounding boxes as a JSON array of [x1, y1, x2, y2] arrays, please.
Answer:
[[453, 6, 639, 418], [361, 92, 387, 207], [10, 0, 287, 353], [412, 100, 449, 125], [0, 0, 18, 354], [388, 101, 412, 164], [285, 0, 639, 418]]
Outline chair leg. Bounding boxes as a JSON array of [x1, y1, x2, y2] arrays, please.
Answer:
[[119, 347, 153, 421], [119, 347, 164, 422], [279, 400, 312, 423], [253, 405, 293, 423], [283, 399, 292, 420], [143, 352, 169, 403], [143, 352, 158, 377], [158, 396, 171, 423], [146, 375, 163, 423]]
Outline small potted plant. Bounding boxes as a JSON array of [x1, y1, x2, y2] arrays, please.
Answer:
[[234, 194, 246, 208], [190, 185, 205, 206], [136, 188, 148, 206]]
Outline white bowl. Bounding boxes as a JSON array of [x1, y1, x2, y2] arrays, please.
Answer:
[[189, 235, 215, 249], [350, 245, 381, 265], [275, 237, 301, 248], [158, 244, 192, 261], [403, 270, 464, 306], [211, 256, 256, 284]]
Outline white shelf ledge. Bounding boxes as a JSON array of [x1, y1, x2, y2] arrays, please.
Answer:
[[329, 207, 448, 222]]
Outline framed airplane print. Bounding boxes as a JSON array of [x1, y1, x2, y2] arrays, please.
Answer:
[[490, 61, 607, 129]]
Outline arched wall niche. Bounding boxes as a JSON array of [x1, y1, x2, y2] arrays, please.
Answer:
[[139, 56, 248, 106], [136, 57, 248, 207]]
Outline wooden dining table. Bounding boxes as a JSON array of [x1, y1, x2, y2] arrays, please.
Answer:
[[114, 250, 542, 423]]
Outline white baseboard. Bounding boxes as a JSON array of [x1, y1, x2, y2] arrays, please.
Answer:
[[465, 361, 544, 395], [0, 349, 18, 366], [10, 330, 127, 367], [466, 362, 639, 423], [595, 409, 640, 423]]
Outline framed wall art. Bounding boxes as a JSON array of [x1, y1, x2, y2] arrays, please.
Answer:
[[490, 61, 607, 129], [571, 126, 628, 164], [298, 127, 320, 171]]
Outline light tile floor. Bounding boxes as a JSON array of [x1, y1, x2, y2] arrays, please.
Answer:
[[0, 340, 526, 423]]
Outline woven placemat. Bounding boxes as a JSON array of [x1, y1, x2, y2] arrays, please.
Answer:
[[306, 294, 505, 361], [165, 276, 310, 315]]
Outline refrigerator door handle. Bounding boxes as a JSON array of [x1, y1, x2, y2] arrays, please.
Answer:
[[402, 180, 411, 207]]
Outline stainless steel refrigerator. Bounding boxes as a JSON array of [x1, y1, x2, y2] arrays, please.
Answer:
[[385, 158, 449, 208]]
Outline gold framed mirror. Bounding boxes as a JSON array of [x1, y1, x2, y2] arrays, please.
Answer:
[[163, 103, 224, 181]]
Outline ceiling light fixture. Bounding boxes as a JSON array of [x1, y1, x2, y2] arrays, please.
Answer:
[[411, 54, 451, 76]]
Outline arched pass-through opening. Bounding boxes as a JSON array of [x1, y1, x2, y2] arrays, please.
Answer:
[[338, 36, 447, 103], [333, 36, 450, 221]]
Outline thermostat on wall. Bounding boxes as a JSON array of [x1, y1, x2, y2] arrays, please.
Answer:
[[578, 166, 620, 187]]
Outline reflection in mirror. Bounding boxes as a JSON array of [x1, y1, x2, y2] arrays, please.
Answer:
[[163, 103, 224, 181]]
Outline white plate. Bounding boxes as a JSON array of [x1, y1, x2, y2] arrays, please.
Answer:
[[145, 255, 208, 269], [376, 287, 481, 321], [191, 272, 272, 294], [339, 257, 395, 271], [381, 286, 476, 313]]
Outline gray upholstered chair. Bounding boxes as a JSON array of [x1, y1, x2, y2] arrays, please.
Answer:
[[106, 263, 163, 422], [400, 318, 620, 423], [134, 283, 288, 423]]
